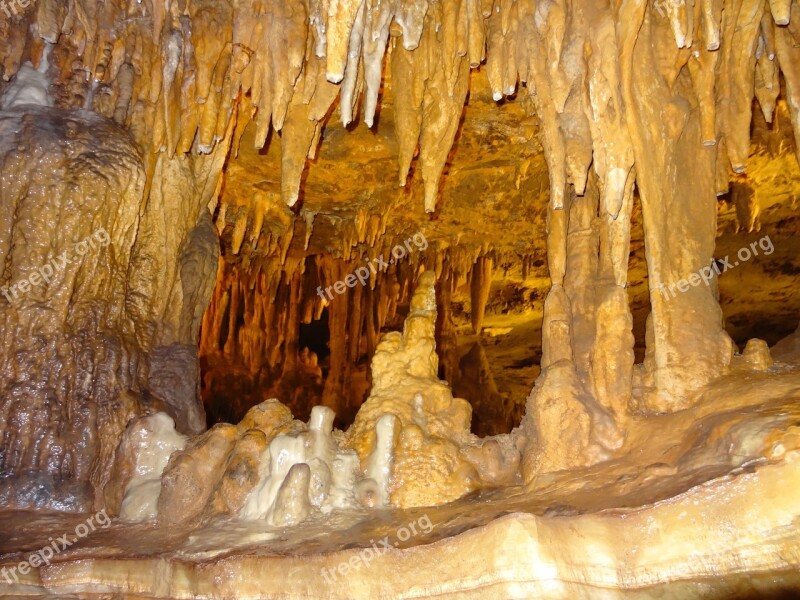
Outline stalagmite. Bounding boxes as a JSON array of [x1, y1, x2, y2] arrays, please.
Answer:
[[348, 272, 484, 508], [157, 424, 239, 526], [362, 413, 398, 507], [117, 414, 187, 521], [270, 463, 312, 526]]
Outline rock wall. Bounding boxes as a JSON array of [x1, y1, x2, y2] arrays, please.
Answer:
[[0, 0, 798, 508], [0, 106, 220, 511]]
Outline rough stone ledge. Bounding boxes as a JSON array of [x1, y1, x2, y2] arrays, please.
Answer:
[[2, 451, 798, 599]]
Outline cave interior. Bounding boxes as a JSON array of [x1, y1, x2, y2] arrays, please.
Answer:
[[1, 0, 800, 597]]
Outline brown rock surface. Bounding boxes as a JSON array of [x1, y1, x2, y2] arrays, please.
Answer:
[[0, 0, 799, 596]]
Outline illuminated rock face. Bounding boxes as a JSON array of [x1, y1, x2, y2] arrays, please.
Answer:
[[0, 0, 799, 598], [0, 107, 146, 511], [0, 106, 220, 510]]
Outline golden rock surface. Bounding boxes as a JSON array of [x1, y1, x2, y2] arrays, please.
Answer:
[[0, 368, 798, 598], [0, 0, 799, 597]]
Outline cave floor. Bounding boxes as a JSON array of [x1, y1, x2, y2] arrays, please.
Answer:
[[1, 366, 799, 598]]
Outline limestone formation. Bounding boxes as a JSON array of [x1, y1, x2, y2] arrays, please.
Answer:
[[0, 0, 799, 597], [114, 275, 509, 518], [347, 272, 485, 508], [115, 413, 187, 521]]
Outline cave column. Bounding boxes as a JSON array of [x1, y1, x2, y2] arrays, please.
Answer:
[[617, 5, 733, 412], [591, 172, 636, 422], [563, 182, 600, 384], [540, 187, 573, 369], [320, 258, 348, 413], [280, 269, 303, 379]]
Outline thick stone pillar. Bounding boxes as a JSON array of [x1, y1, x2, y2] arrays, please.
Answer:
[[618, 6, 733, 412]]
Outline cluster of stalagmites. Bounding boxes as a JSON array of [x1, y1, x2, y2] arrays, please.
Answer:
[[113, 266, 795, 524], [112, 272, 520, 524]]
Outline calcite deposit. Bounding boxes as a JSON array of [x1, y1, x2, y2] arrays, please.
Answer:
[[0, 0, 799, 597], [114, 272, 514, 522]]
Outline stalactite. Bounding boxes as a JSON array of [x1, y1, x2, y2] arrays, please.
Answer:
[[320, 257, 349, 413], [339, 0, 366, 126], [584, 4, 635, 216], [281, 56, 340, 207], [719, 0, 766, 173], [523, 0, 568, 211], [774, 3, 800, 167], [688, 38, 720, 146], [325, 0, 365, 83], [395, 0, 429, 50], [466, 0, 486, 67], [469, 256, 492, 335], [754, 35, 779, 124], [281, 270, 303, 379], [391, 37, 424, 187], [435, 270, 460, 387], [24, 0, 794, 229], [418, 8, 470, 213], [363, 0, 394, 127], [768, 0, 791, 24]]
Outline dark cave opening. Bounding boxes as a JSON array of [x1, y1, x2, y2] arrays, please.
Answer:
[[299, 308, 331, 368]]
